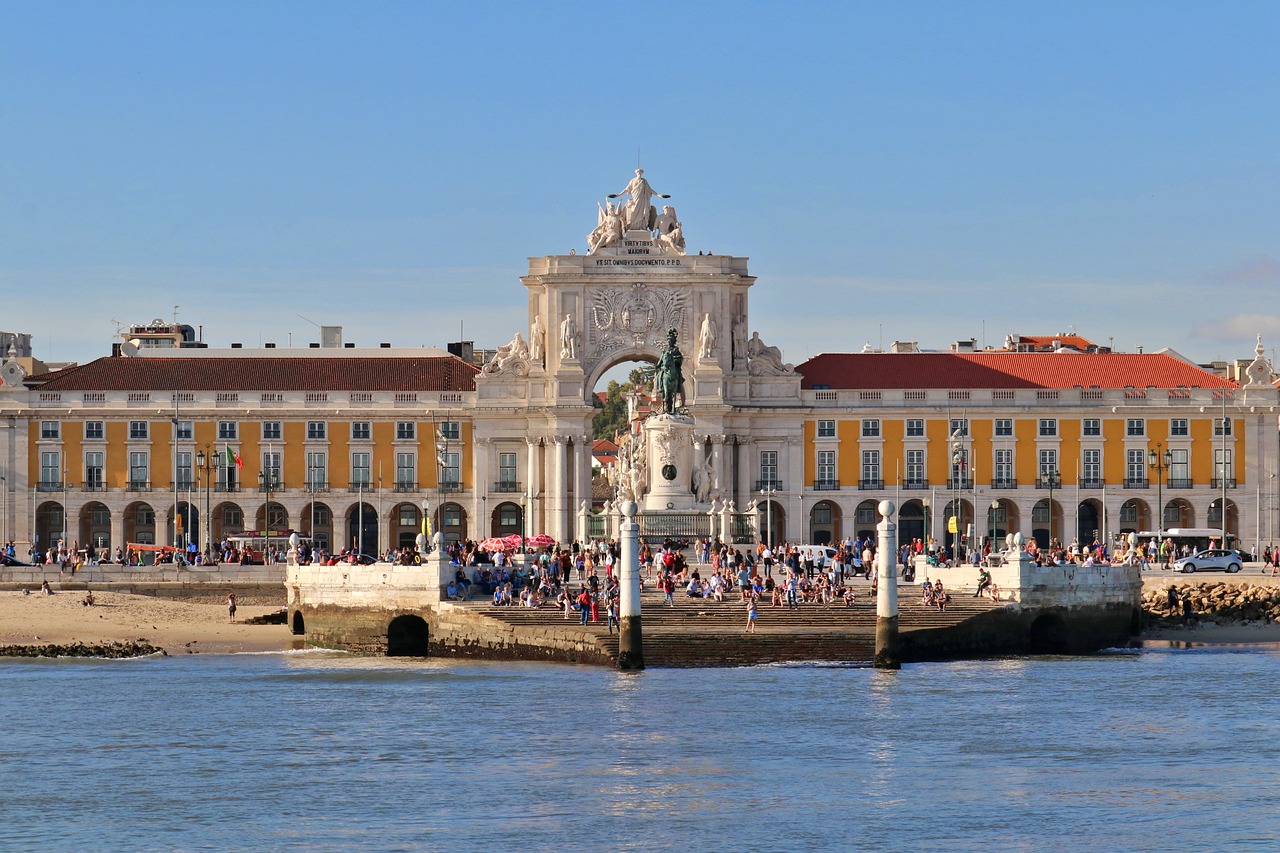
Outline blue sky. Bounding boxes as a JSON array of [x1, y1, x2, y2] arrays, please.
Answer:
[[2, 1, 1277, 372]]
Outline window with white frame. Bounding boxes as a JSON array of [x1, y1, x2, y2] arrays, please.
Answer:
[[1038, 448, 1059, 481], [306, 452, 327, 488], [40, 421, 60, 440], [1214, 418, 1233, 436], [1082, 418, 1101, 437], [1119, 501, 1138, 523], [861, 419, 880, 438], [1170, 419, 1189, 437], [498, 452, 517, 485], [861, 450, 881, 484], [176, 451, 193, 488], [856, 503, 877, 524], [817, 450, 835, 484], [1126, 418, 1145, 437], [129, 421, 149, 440], [994, 449, 1013, 484], [906, 449, 924, 484], [396, 422, 416, 440], [906, 419, 925, 438], [262, 421, 282, 440], [40, 451, 60, 485], [1169, 449, 1188, 484], [1126, 449, 1146, 483], [395, 452, 416, 487], [262, 452, 282, 486], [759, 450, 778, 485], [1032, 501, 1050, 523], [307, 421, 327, 440], [129, 451, 149, 486], [994, 419, 1013, 437], [85, 452, 104, 489], [1038, 419, 1058, 437], [949, 418, 969, 437], [84, 421, 104, 440], [1215, 448, 1234, 483], [439, 421, 461, 440], [1083, 449, 1101, 483], [441, 452, 460, 487], [175, 420, 193, 440], [351, 422, 371, 441], [218, 421, 238, 440], [351, 453, 371, 487], [223, 506, 243, 528], [816, 419, 836, 438]]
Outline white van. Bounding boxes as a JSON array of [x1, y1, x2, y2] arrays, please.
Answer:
[[795, 545, 838, 573]]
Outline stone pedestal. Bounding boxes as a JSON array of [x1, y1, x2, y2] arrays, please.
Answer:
[[874, 500, 901, 670], [642, 414, 695, 511], [617, 501, 644, 670]]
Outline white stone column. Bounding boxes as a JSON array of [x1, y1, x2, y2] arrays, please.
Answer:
[[874, 499, 900, 669], [617, 500, 644, 670], [575, 434, 591, 543], [526, 437, 541, 534], [737, 437, 752, 507], [712, 435, 727, 502], [474, 437, 490, 538], [552, 436, 568, 543]]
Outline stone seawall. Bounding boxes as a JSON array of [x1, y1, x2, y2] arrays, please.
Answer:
[[899, 602, 1140, 659], [1143, 582, 1280, 628]]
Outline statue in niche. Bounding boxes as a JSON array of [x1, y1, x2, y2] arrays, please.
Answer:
[[608, 169, 670, 231], [731, 315, 748, 366], [560, 313, 578, 360], [698, 312, 717, 360], [587, 201, 624, 254], [482, 332, 530, 376], [746, 331, 793, 376], [654, 327, 685, 415], [692, 454, 716, 503], [529, 314, 545, 365]]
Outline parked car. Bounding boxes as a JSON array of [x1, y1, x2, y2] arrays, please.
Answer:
[[1173, 549, 1242, 573]]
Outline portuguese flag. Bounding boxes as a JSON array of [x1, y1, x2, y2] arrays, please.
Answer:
[[224, 444, 243, 469]]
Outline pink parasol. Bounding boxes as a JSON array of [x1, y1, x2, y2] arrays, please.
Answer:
[[479, 537, 510, 552], [526, 533, 557, 549]]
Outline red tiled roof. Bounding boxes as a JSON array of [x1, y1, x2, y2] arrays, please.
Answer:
[[1009, 334, 1098, 351], [34, 356, 479, 392], [592, 439, 619, 453], [797, 352, 1236, 391]]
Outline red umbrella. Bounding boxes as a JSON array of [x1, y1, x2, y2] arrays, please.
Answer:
[[503, 534, 525, 546], [526, 533, 557, 549], [479, 537, 510, 552]]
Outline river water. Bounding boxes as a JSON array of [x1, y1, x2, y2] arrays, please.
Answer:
[[2, 645, 1278, 852]]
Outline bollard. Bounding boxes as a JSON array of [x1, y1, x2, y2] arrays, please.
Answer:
[[617, 500, 644, 670], [874, 499, 901, 669]]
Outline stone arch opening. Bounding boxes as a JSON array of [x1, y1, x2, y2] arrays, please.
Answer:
[[1031, 497, 1062, 549], [759, 500, 786, 546], [123, 500, 157, 545], [1118, 498, 1146, 535], [78, 501, 112, 554], [809, 500, 840, 545], [941, 498, 974, 552], [346, 502, 379, 555], [1076, 499, 1103, 546], [434, 502, 467, 545], [984, 499, 1013, 550], [898, 499, 925, 548], [855, 499, 879, 541], [491, 501, 523, 537], [1208, 499, 1238, 541], [301, 501, 333, 551], [291, 610, 306, 636], [1166, 498, 1195, 529], [34, 501, 64, 553], [387, 614, 429, 657], [212, 501, 245, 546], [391, 502, 422, 549], [255, 501, 288, 534], [1029, 612, 1070, 655]]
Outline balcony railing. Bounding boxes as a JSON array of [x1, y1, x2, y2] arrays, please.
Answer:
[[755, 480, 784, 492], [947, 478, 973, 490], [348, 482, 374, 492], [813, 479, 840, 491], [82, 481, 106, 492], [36, 480, 62, 492], [1079, 479, 1104, 490], [1035, 478, 1063, 490], [1211, 478, 1237, 489], [493, 481, 523, 493], [1124, 478, 1149, 489], [1167, 478, 1193, 489], [902, 479, 929, 490], [393, 481, 418, 493], [990, 479, 1017, 490], [304, 481, 329, 492], [127, 480, 151, 492], [440, 481, 463, 493], [859, 478, 883, 490], [174, 481, 197, 492], [215, 483, 241, 493]]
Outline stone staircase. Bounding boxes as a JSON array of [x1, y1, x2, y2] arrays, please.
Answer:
[[455, 589, 1002, 667]]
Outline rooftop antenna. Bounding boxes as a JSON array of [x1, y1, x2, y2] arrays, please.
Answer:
[[110, 318, 125, 338], [296, 314, 321, 329]]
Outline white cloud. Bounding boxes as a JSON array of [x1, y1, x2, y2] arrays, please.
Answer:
[[1192, 314, 1280, 341]]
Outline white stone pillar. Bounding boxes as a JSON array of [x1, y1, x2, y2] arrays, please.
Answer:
[[526, 437, 540, 534], [553, 436, 568, 543], [474, 437, 490, 538], [575, 434, 591, 543], [617, 500, 644, 670], [712, 435, 727, 502], [874, 499, 901, 669]]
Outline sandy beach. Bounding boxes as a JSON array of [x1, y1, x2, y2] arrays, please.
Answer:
[[0, 590, 295, 655]]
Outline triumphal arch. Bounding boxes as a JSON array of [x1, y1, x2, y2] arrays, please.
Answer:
[[473, 170, 803, 543]]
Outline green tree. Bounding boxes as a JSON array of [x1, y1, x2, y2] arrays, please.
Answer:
[[591, 368, 647, 440]]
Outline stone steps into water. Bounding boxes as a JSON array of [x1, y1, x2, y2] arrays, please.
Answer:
[[455, 590, 1001, 667]]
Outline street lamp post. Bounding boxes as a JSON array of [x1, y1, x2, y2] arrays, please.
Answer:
[[1221, 391, 1230, 549], [195, 448, 217, 564], [1148, 442, 1172, 539], [421, 497, 431, 553], [1045, 467, 1061, 549], [760, 485, 778, 547], [950, 429, 965, 561], [258, 465, 280, 564], [990, 500, 1000, 556]]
